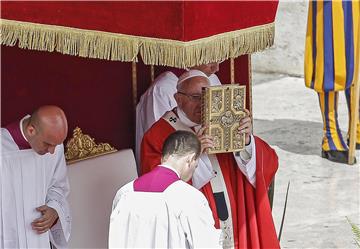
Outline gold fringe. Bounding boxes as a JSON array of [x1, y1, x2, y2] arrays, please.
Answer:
[[1, 18, 274, 68], [0, 19, 139, 62], [139, 23, 274, 68]]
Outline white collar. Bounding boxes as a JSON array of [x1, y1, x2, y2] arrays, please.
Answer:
[[19, 115, 30, 142], [177, 107, 200, 129], [159, 164, 180, 178]]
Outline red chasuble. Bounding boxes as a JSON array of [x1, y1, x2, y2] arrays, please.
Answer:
[[141, 118, 280, 249]]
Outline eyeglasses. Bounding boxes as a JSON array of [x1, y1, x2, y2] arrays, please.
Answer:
[[178, 92, 202, 102]]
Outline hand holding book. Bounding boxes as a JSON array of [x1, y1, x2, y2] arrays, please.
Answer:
[[238, 109, 252, 145], [196, 126, 214, 154]]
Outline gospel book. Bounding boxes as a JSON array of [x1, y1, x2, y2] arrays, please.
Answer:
[[201, 84, 246, 154]]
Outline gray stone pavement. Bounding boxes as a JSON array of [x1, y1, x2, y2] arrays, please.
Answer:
[[252, 74, 360, 248]]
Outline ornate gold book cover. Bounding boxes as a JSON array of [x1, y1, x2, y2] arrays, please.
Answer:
[[201, 85, 246, 154]]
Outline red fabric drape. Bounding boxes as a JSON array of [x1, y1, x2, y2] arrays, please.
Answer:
[[1, 45, 134, 150], [1, 1, 277, 41]]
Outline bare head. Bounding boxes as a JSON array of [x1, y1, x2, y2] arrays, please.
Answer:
[[24, 105, 68, 155], [175, 72, 210, 124], [161, 131, 201, 182], [191, 62, 219, 76]]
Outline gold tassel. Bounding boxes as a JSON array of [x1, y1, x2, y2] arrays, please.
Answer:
[[1, 19, 274, 68]]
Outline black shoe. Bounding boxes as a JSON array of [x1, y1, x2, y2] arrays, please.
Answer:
[[346, 139, 360, 150], [321, 150, 356, 164]]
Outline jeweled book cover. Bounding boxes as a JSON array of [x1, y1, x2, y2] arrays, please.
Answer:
[[201, 85, 246, 154]]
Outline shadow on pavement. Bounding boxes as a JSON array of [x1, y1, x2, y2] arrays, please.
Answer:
[[253, 119, 347, 157]]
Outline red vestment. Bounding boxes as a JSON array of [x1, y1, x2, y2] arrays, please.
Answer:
[[141, 117, 280, 249]]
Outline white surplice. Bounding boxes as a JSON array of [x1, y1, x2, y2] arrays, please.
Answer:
[[109, 180, 221, 249], [1, 128, 71, 249], [135, 71, 221, 166]]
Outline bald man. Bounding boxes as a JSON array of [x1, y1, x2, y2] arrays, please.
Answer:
[[1, 106, 71, 249]]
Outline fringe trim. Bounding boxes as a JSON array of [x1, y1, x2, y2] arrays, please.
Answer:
[[0, 19, 139, 62], [1, 19, 274, 68]]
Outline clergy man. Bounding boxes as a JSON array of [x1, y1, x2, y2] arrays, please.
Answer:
[[1, 105, 71, 248], [135, 62, 221, 167], [141, 70, 280, 248], [109, 130, 221, 248]]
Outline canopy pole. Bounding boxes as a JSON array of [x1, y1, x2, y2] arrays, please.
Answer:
[[248, 55, 253, 116], [150, 65, 155, 84], [348, 27, 360, 165], [230, 58, 235, 84], [132, 62, 138, 114]]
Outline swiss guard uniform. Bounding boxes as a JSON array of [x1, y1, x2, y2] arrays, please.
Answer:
[[304, 0, 359, 163]]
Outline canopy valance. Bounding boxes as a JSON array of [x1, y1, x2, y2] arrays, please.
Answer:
[[1, 1, 278, 68]]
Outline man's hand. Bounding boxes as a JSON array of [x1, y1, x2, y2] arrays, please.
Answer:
[[196, 126, 214, 154], [31, 205, 59, 234], [238, 109, 252, 145]]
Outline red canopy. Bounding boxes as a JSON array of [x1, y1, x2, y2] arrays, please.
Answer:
[[1, 1, 278, 67], [1, 1, 278, 151]]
